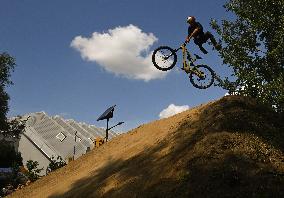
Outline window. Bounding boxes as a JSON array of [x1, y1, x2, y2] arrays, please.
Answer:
[[56, 132, 66, 142]]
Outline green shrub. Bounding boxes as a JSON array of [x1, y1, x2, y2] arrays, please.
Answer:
[[26, 160, 43, 182], [46, 156, 67, 174]]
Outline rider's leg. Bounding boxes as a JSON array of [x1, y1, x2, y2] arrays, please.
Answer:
[[204, 32, 221, 50], [198, 45, 208, 54], [194, 39, 208, 54]]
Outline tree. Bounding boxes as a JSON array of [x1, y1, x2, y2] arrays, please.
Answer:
[[26, 160, 43, 182], [0, 140, 23, 167], [46, 156, 66, 175], [0, 53, 15, 131], [0, 52, 26, 137], [6, 116, 27, 138], [211, 0, 284, 112]]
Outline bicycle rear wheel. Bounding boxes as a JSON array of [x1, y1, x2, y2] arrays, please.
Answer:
[[189, 65, 215, 89], [152, 46, 177, 71]]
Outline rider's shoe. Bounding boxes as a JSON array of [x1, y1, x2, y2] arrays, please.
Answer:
[[199, 46, 208, 54], [214, 44, 222, 51]]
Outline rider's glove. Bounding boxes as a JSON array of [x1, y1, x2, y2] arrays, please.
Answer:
[[185, 37, 190, 43]]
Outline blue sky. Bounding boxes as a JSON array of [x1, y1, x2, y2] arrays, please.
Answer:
[[1, 0, 232, 132]]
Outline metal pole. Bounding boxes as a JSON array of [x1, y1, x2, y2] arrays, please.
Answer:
[[73, 131, 77, 160], [106, 118, 109, 142]]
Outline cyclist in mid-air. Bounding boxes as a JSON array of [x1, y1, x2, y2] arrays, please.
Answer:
[[186, 16, 221, 54]]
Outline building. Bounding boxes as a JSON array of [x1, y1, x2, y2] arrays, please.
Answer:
[[15, 112, 117, 175]]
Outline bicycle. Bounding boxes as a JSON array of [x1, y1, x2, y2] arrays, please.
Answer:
[[152, 41, 215, 89]]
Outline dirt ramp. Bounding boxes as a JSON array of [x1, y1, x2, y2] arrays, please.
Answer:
[[9, 96, 284, 198]]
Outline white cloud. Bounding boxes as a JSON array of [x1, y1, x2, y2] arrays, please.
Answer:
[[159, 104, 190, 119], [71, 24, 168, 81]]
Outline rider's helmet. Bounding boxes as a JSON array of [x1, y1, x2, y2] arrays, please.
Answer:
[[186, 16, 196, 24]]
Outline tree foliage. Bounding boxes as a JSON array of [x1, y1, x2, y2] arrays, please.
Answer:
[[26, 160, 43, 182], [0, 53, 15, 131], [211, 0, 284, 112], [46, 156, 67, 175], [0, 52, 26, 137], [5, 116, 27, 139], [0, 140, 23, 167]]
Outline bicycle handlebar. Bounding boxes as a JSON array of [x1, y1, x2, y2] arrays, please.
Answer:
[[175, 41, 189, 52]]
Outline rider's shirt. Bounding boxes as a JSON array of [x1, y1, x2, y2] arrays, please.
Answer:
[[188, 22, 204, 39]]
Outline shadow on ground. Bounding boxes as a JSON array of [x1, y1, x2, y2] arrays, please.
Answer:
[[49, 96, 284, 198]]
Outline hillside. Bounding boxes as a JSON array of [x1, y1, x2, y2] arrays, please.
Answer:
[[8, 96, 284, 198]]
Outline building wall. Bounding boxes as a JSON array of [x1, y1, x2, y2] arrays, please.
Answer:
[[18, 134, 51, 176]]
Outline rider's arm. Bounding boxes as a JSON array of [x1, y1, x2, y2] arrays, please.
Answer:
[[186, 27, 201, 42], [189, 28, 200, 39]]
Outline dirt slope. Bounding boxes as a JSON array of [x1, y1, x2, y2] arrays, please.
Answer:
[[9, 96, 284, 198]]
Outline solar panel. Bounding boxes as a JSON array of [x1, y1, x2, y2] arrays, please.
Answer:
[[97, 105, 116, 121]]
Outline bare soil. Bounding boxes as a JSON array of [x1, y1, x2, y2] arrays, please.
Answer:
[[8, 95, 284, 198]]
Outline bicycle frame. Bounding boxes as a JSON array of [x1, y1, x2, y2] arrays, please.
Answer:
[[176, 43, 205, 79]]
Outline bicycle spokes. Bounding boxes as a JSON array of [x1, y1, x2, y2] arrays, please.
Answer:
[[152, 43, 215, 89], [152, 46, 177, 71], [155, 49, 175, 68], [189, 65, 214, 89]]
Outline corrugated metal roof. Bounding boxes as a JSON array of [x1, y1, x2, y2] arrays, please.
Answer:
[[53, 116, 92, 150], [66, 120, 95, 142], [26, 113, 87, 160], [89, 125, 117, 139], [80, 123, 104, 138], [20, 112, 118, 164]]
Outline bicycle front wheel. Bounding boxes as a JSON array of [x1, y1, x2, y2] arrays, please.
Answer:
[[189, 65, 215, 89], [152, 46, 177, 71]]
